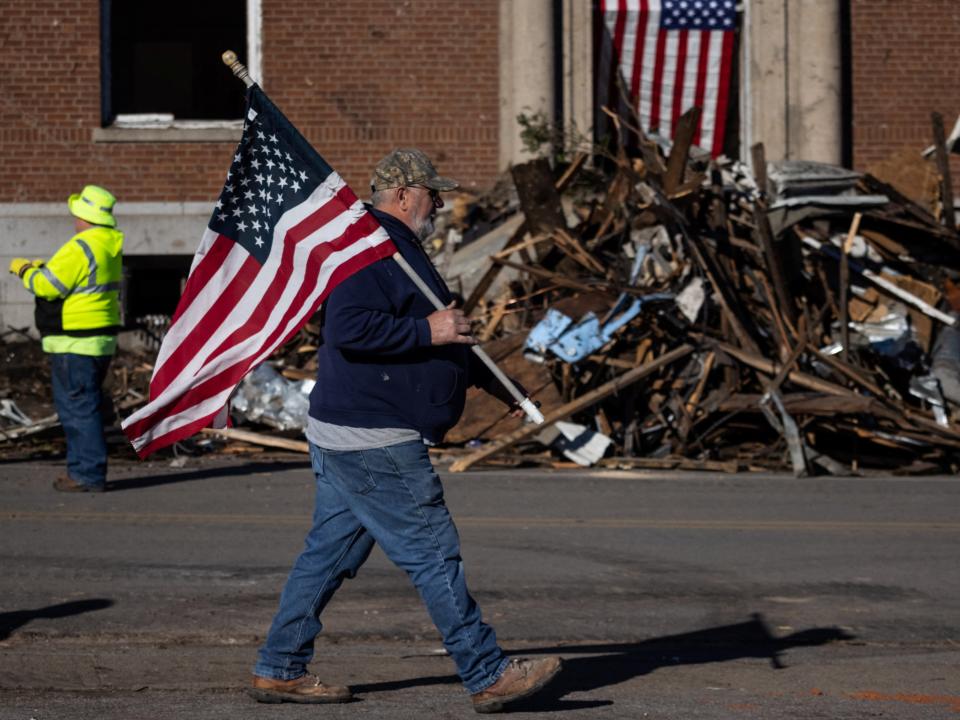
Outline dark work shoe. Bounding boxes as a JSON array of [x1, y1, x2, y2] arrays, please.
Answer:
[[53, 475, 105, 493], [247, 674, 352, 704], [472, 657, 562, 713]]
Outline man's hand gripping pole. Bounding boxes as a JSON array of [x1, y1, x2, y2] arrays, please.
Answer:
[[391, 253, 545, 424]]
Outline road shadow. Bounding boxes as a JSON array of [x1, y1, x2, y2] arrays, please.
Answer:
[[353, 614, 854, 712], [107, 460, 312, 492], [0, 598, 114, 641]]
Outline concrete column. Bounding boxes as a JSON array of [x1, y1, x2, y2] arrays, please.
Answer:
[[499, 0, 555, 169], [786, 1, 842, 163], [742, 0, 842, 165], [562, 0, 594, 147]]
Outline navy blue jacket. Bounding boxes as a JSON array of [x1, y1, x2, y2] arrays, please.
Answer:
[[308, 208, 496, 443]]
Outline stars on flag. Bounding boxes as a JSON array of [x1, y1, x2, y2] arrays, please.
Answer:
[[210, 117, 317, 262], [662, 0, 735, 29]]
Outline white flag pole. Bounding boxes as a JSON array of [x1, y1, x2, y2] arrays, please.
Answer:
[[221, 51, 545, 425]]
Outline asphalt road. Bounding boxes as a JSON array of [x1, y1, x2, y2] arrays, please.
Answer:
[[1, 456, 958, 719]]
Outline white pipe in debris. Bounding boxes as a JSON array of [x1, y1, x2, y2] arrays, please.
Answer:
[[800, 234, 957, 327]]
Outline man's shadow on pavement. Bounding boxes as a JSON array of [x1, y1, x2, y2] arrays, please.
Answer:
[[106, 460, 311, 491], [353, 613, 854, 712], [0, 598, 114, 641]]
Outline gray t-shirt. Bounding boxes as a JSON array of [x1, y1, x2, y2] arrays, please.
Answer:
[[306, 416, 421, 451]]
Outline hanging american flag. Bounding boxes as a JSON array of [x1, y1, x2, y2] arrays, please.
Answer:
[[597, 0, 736, 156], [122, 85, 397, 458]]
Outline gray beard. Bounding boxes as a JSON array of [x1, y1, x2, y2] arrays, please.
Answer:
[[413, 215, 435, 242]]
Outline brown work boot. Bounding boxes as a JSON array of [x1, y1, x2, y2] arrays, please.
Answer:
[[53, 475, 105, 493], [247, 674, 352, 704], [471, 656, 562, 713]]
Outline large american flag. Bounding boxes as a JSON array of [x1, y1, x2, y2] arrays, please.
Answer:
[[597, 0, 736, 156], [122, 85, 397, 458]]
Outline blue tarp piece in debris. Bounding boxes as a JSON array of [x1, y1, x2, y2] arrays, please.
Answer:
[[524, 292, 673, 363]]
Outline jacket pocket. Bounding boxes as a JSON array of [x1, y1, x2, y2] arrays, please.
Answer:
[[425, 363, 463, 406]]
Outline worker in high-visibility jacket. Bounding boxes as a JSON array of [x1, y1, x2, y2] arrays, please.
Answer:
[[9, 185, 123, 492]]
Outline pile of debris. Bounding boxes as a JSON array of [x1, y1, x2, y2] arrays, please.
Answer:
[[0, 332, 155, 460], [431, 109, 960, 474]]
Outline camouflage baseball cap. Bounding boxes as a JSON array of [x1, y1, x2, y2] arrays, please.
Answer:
[[371, 148, 459, 192]]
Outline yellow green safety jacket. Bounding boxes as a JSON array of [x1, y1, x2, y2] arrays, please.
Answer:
[[21, 226, 124, 356]]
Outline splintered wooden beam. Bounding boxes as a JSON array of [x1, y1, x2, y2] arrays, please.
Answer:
[[448, 344, 695, 472], [663, 106, 701, 195], [932, 111, 957, 230], [201, 427, 309, 453], [751, 142, 797, 327], [491, 257, 599, 294], [839, 212, 863, 361], [685, 234, 760, 354], [462, 218, 527, 315]]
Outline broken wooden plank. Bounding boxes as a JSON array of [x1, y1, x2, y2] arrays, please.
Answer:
[[448, 344, 695, 472], [752, 142, 797, 327], [717, 392, 879, 415], [598, 455, 740, 473], [555, 151, 589, 194], [932, 111, 957, 230], [0, 414, 60, 441], [840, 212, 863, 361], [663, 106, 701, 195], [200, 427, 309, 453], [491, 257, 604, 294], [511, 158, 567, 236], [461, 215, 527, 315], [553, 228, 607, 275]]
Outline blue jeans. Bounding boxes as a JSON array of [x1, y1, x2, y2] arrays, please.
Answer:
[[49, 352, 111, 487], [254, 441, 508, 693]]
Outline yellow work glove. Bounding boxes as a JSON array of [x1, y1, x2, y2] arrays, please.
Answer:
[[31, 258, 46, 267], [8, 258, 33, 278]]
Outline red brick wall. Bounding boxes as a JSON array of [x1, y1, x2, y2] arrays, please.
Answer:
[[0, 1, 500, 203], [851, 0, 960, 174]]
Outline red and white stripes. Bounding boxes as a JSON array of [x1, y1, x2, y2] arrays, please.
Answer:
[[599, 0, 735, 156], [122, 173, 396, 457]]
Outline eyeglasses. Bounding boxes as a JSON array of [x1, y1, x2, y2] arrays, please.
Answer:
[[405, 184, 442, 207]]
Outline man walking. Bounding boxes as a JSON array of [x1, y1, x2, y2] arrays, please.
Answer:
[[8, 185, 123, 492], [249, 149, 561, 713]]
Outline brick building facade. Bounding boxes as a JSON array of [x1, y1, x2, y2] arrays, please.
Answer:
[[1, 0, 501, 203], [1, 0, 958, 332], [850, 0, 960, 172]]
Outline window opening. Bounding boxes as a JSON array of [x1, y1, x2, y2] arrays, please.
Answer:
[[101, 0, 252, 126]]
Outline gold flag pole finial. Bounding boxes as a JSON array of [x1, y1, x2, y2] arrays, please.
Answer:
[[221, 50, 254, 88]]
